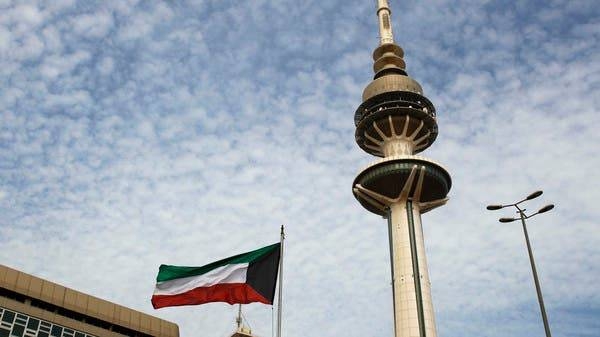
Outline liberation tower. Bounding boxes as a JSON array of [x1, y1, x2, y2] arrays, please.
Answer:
[[352, 1, 452, 337]]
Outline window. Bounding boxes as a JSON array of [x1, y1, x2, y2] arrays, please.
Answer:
[[26, 318, 38, 330], [50, 325, 62, 337], [10, 323, 24, 337], [1, 311, 14, 324], [0, 308, 96, 337], [383, 14, 390, 29]]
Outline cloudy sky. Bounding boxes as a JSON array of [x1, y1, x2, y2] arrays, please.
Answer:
[[1, 0, 599, 336]]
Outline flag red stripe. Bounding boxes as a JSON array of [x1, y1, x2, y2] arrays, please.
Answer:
[[151, 283, 270, 309]]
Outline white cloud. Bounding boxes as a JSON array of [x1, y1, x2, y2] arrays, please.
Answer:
[[12, 4, 44, 29], [70, 12, 114, 38]]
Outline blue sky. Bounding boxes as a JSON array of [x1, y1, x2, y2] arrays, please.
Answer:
[[1, 0, 599, 336]]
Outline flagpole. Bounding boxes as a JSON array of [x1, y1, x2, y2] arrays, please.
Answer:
[[277, 225, 285, 337], [236, 304, 242, 329]]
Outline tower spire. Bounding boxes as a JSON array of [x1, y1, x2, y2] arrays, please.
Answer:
[[371, 0, 407, 79], [377, 0, 394, 45]]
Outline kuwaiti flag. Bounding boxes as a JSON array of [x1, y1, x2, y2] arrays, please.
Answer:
[[152, 243, 281, 309]]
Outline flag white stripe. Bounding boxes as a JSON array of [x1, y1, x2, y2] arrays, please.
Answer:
[[153, 263, 249, 296]]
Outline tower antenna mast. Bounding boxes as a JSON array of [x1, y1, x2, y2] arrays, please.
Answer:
[[377, 0, 395, 45]]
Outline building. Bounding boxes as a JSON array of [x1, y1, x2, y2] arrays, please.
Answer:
[[229, 305, 254, 337], [0, 264, 178, 337], [351, 1, 452, 337], [230, 326, 253, 337]]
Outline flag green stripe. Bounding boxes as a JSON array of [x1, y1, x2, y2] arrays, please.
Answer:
[[157, 243, 280, 282]]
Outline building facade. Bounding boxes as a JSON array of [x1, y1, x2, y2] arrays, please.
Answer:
[[0, 264, 178, 337]]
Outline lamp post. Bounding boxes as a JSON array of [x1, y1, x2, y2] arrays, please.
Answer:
[[487, 190, 554, 337]]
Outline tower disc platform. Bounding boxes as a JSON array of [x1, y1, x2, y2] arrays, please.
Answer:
[[353, 156, 451, 216]]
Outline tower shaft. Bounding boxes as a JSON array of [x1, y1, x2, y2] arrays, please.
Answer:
[[388, 201, 436, 337]]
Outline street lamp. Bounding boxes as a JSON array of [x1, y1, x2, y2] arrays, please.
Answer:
[[487, 190, 554, 337]]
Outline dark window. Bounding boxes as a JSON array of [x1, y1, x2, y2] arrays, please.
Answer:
[[26, 318, 39, 330], [15, 314, 27, 325], [1, 311, 14, 324], [74, 333, 85, 337], [11, 324, 24, 337], [383, 14, 390, 29], [50, 325, 62, 337], [38, 332, 49, 337], [0, 327, 8, 337]]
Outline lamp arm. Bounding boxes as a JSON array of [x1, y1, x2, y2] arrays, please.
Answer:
[[526, 212, 540, 219], [514, 198, 528, 206]]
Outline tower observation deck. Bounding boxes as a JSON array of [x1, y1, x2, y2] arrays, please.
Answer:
[[352, 1, 451, 337]]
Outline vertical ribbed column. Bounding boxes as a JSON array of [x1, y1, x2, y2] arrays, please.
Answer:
[[389, 202, 436, 337], [412, 203, 437, 337]]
